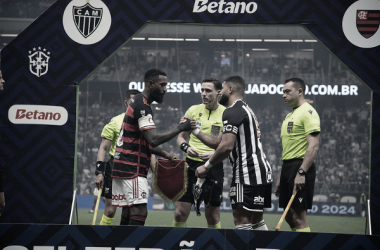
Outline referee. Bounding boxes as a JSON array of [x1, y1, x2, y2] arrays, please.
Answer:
[[274, 77, 320, 232], [195, 76, 273, 230]]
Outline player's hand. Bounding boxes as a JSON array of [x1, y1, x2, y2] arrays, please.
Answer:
[[177, 117, 196, 132], [199, 151, 213, 161], [274, 180, 280, 198], [195, 165, 209, 179], [293, 173, 306, 193], [179, 116, 188, 124], [187, 147, 199, 157], [95, 174, 104, 190], [166, 153, 179, 162]]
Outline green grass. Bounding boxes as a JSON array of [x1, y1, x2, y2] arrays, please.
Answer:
[[74, 209, 366, 234]]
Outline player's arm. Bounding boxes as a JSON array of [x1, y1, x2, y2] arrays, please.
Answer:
[[193, 131, 222, 150], [177, 131, 199, 158], [94, 138, 112, 190], [151, 147, 178, 162], [142, 118, 196, 148], [294, 132, 320, 191], [195, 133, 235, 178]]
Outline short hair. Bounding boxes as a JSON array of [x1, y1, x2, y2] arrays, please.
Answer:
[[125, 89, 140, 100], [224, 76, 246, 95], [144, 68, 167, 83], [202, 77, 222, 91], [285, 77, 305, 95]]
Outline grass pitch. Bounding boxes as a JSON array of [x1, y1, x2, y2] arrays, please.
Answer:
[[74, 208, 366, 235]]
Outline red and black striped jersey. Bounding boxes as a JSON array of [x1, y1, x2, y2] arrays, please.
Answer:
[[112, 94, 156, 179]]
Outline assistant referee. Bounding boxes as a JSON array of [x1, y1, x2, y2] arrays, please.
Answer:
[[274, 77, 320, 232]]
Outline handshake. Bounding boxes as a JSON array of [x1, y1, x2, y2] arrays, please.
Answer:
[[177, 116, 200, 135]]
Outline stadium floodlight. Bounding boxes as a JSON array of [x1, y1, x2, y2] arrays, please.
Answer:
[[264, 39, 290, 42], [304, 39, 318, 42], [252, 48, 269, 51], [236, 39, 262, 42]]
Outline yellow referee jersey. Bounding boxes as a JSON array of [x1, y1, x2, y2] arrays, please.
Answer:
[[281, 102, 320, 160], [185, 104, 225, 162], [101, 113, 124, 157]]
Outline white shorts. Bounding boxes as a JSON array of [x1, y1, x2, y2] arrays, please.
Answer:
[[93, 187, 99, 196], [112, 177, 149, 207]]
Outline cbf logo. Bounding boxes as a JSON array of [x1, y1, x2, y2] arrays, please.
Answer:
[[343, 0, 380, 48], [28, 47, 50, 77], [63, 0, 111, 45]]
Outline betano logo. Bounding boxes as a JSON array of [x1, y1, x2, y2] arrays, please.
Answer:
[[193, 0, 258, 14], [9, 105, 68, 126]]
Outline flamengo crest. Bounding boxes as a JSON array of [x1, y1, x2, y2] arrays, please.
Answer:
[[356, 10, 380, 39], [28, 47, 50, 77], [73, 3, 103, 38]]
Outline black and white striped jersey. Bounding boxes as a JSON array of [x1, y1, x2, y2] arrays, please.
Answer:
[[222, 99, 273, 186]]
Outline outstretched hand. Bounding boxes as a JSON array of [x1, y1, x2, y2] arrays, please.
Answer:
[[177, 116, 197, 132]]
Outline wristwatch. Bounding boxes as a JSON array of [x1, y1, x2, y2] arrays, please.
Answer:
[[297, 168, 306, 175]]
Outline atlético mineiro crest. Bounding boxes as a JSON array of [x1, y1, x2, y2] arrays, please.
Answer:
[[73, 3, 103, 38], [28, 47, 50, 77], [356, 10, 380, 39]]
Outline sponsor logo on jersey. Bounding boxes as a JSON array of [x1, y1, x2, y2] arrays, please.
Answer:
[[308, 110, 313, 115], [211, 125, 221, 137], [342, 0, 380, 48], [199, 113, 202, 117], [116, 129, 123, 147], [141, 110, 145, 116], [287, 122, 293, 133], [114, 152, 120, 159], [112, 194, 126, 201], [9, 105, 68, 126], [253, 196, 264, 205], [267, 172, 273, 183], [298, 197, 303, 203], [63, 0, 111, 45], [28, 47, 50, 77], [193, 0, 258, 14]]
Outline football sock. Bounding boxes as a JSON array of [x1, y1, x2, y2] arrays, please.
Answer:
[[296, 227, 311, 232], [129, 215, 147, 226], [252, 220, 268, 230], [99, 214, 114, 225], [208, 222, 221, 229], [172, 220, 187, 227], [120, 216, 130, 225], [236, 224, 253, 230]]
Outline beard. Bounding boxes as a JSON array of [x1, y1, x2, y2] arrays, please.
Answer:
[[219, 93, 229, 106], [152, 88, 164, 103]]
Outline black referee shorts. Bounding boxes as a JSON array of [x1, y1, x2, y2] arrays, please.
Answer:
[[279, 159, 316, 209], [178, 157, 224, 207], [101, 157, 113, 199]]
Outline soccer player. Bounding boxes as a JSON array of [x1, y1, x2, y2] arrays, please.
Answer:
[[0, 70, 5, 216], [274, 77, 320, 232], [195, 76, 273, 230], [111, 69, 196, 226], [94, 89, 140, 225], [173, 78, 225, 229]]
